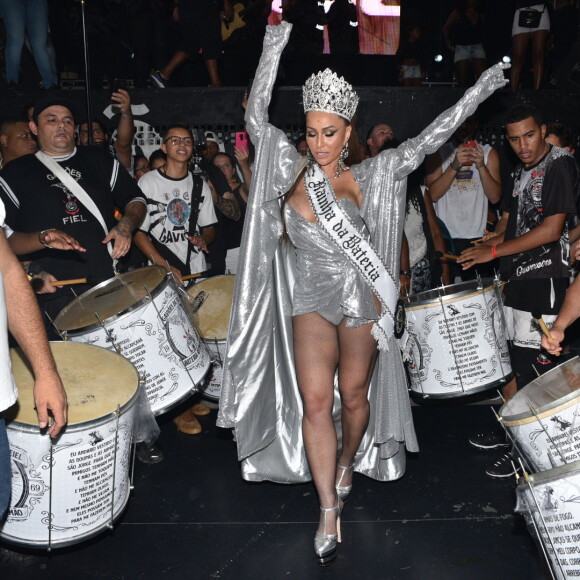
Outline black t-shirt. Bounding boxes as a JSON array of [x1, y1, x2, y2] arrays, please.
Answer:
[[501, 146, 580, 313], [0, 147, 146, 290]]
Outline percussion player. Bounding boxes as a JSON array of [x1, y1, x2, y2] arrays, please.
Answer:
[[0, 202, 67, 520], [458, 104, 580, 477], [0, 95, 147, 333], [134, 123, 219, 436]]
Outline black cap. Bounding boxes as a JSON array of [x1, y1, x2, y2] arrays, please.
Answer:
[[32, 95, 77, 121]]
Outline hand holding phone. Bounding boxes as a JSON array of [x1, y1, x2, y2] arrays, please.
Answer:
[[235, 131, 249, 153]]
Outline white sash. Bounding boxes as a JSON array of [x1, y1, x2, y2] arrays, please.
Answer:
[[304, 163, 404, 350], [35, 150, 116, 267]]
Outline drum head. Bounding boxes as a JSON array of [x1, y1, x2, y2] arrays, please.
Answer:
[[5, 342, 139, 426], [501, 356, 580, 423], [404, 279, 495, 310], [54, 266, 167, 331], [187, 275, 235, 340]]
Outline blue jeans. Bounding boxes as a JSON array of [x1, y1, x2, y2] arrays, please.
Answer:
[[0, 417, 10, 521], [0, 0, 57, 87]]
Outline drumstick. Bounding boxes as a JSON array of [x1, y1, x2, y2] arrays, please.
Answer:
[[182, 271, 210, 282], [51, 278, 88, 286], [532, 310, 560, 357], [434, 250, 458, 261]]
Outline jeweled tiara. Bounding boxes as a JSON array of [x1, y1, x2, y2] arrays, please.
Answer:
[[302, 69, 359, 122]]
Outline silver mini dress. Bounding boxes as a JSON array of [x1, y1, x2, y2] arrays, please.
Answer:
[[284, 197, 379, 327]]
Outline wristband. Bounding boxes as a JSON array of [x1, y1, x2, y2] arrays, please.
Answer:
[[450, 159, 461, 171], [400, 269, 412, 278], [39, 228, 56, 249], [491, 245, 499, 259]]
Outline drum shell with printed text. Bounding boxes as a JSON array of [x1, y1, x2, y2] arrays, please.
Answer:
[[404, 280, 512, 398], [501, 357, 580, 473], [54, 266, 211, 415], [515, 460, 580, 580], [1, 342, 139, 548]]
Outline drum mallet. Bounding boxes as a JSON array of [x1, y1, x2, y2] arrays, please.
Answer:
[[51, 278, 88, 286], [532, 310, 560, 357]]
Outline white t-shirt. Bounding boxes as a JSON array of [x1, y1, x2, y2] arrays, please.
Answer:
[[138, 169, 217, 274], [434, 142, 492, 239], [0, 199, 17, 413]]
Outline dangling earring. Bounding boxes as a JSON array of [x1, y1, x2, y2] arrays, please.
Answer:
[[335, 142, 349, 179], [307, 148, 315, 167]]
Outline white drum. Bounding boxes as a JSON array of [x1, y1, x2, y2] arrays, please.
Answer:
[[187, 275, 235, 402], [54, 266, 211, 415], [404, 279, 512, 398], [501, 357, 580, 473], [516, 461, 580, 580], [1, 342, 139, 549]]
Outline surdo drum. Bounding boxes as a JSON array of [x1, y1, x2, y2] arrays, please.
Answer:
[[501, 357, 580, 473], [186, 275, 235, 402], [515, 461, 580, 580], [1, 342, 139, 549], [404, 279, 512, 398], [54, 266, 211, 415]]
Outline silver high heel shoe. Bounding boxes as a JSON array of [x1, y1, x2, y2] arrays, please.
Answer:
[[314, 502, 342, 565], [335, 462, 354, 501]]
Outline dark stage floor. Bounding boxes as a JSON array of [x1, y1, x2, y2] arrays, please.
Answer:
[[0, 404, 549, 580]]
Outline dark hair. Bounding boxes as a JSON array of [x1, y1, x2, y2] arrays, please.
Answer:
[[295, 134, 306, 147], [0, 117, 29, 137], [546, 122, 573, 149], [133, 154, 148, 166], [162, 123, 193, 140], [504, 104, 543, 128], [149, 149, 167, 164], [213, 151, 242, 182]]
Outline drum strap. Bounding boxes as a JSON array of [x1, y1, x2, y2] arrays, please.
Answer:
[[185, 172, 205, 269], [303, 163, 407, 350], [35, 151, 116, 268]]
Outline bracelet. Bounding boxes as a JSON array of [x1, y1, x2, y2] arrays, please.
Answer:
[[450, 159, 462, 171], [491, 245, 499, 259], [400, 269, 412, 277], [39, 228, 55, 249]]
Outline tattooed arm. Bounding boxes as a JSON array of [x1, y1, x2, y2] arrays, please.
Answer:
[[209, 181, 241, 222], [102, 199, 147, 259]]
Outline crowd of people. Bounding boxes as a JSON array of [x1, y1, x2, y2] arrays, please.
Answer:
[[0, 1, 578, 89], [0, 7, 579, 569]]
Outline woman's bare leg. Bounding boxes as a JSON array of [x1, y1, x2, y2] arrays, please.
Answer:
[[531, 29, 548, 89], [335, 320, 378, 488], [511, 32, 530, 89], [293, 313, 340, 533]]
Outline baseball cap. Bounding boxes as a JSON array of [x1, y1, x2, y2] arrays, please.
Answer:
[[32, 95, 78, 121], [204, 131, 225, 152]]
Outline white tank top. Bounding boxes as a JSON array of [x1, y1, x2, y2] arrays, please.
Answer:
[[434, 142, 491, 239]]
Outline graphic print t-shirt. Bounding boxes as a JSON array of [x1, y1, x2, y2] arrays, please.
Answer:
[[0, 147, 146, 287], [138, 169, 217, 274], [501, 146, 580, 313]]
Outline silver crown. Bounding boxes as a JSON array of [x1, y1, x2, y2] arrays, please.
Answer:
[[302, 69, 359, 122]]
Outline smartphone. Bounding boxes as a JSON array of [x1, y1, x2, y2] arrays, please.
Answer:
[[463, 139, 476, 166], [111, 79, 126, 115], [235, 131, 249, 152]]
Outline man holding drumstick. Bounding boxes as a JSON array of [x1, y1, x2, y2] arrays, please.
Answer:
[[458, 104, 580, 477], [0, 200, 67, 520]]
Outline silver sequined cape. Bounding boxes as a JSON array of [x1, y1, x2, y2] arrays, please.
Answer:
[[217, 22, 507, 483]]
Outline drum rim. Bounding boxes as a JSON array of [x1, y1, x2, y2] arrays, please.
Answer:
[[518, 458, 580, 486], [54, 266, 168, 333], [6, 342, 142, 430], [409, 372, 514, 399], [404, 278, 498, 310], [500, 356, 580, 424]]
